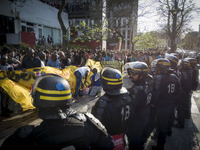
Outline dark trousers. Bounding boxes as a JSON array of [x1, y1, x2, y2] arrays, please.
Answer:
[[156, 105, 174, 150], [182, 93, 192, 119], [168, 105, 175, 134], [127, 108, 150, 150], [74, 71, 82, 98], [176, 95, 185, 127], [141, 106, 157, 147]]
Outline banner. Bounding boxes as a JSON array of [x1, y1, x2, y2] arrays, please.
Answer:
[[100, 60, 124, 72], [0, 59, 102, 111], [0, 77, 35, 111]]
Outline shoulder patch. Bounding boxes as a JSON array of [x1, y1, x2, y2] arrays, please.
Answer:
[[154, 75, 163, 90], [95, 96, 108, 108]]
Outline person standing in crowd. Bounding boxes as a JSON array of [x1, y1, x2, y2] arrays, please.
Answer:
[[0, 55, 14, 117], [73, 66, 91, 101], [94, 51, 102, 61], [156, 52, 162, 59], [41, 35, 46, 49], [21, 48, 42, 70], [165, 54, 182, 130], [0, 55, 14, 71], [47, 52, 60, 69], [165, 54, 179, 74], [89, 68, 102, 97], [0, 74, 114, 150], [151, 58, 180, 150], [177, 59, 193, 120], [74, 50, 81, 66], [185, 58, 199, 91], [138, 52, 145, 62], [80, 51, 87, 67], [92, 67, 133, 150], [7, 49, 21, 70], [38, 51, 46, 67], [126, 62, 153, 150], [59, 51, 68, 69], [47, 35, 53, 47]]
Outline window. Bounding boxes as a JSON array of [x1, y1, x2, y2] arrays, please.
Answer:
[[22, 26, 26, 32], [21, 21, 34, 32], [27, 22, 33, 26], [27, 27, 33, 33], [38, 28, 42, 38]]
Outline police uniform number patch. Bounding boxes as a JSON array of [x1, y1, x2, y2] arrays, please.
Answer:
[[167, 84, 175, 93], [121, 105, 130, 121]]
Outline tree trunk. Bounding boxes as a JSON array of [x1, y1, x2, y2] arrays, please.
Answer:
[[58, 0, 67, 51]]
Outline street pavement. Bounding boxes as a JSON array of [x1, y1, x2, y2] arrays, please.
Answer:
[[0, 76, 200, 150]]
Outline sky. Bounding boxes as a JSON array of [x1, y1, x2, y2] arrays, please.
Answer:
[[138, 0, 200, 32]]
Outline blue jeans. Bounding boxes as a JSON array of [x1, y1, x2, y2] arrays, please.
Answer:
[[74, 71, 82, 98]]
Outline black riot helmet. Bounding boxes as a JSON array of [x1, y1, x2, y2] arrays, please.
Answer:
[[151, 58, 171, 74], [31, 74, 72, 110], [100, 67, 127, 95], [184, 57, 197, 68], [171, 53, 180, 59], [165, 54, 179, 70], [128, 61, 149, 80], [177, 59, 191, 70]]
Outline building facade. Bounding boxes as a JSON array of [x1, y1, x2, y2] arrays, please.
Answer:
[[66, 0, 138, 50], [0, 0, 69, 46], [107, 0, 138, 50]]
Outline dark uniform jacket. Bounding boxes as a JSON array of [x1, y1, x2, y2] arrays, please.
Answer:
[[178, 70, 192, 94], [0, 110, 114, 150], [191, 67, 199, 91], [152, 73, 180, 108], [91, 92, 132, 136], [128, 79, 152, 116]]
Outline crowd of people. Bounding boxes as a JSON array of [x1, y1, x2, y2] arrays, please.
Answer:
[[0, 45, 199, 150], [0, 46, 170, 71]]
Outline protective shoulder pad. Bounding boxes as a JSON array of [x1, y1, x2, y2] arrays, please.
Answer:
[[72, 113, 87, 122], [84, 112, 108, 135], [95, 95, 109, 108], [15, 125, 35, 138], [154, 75, 162, 90], [181, 71, 190, 80], [170, 73, 179, 81], [129, 85, 143, 98]]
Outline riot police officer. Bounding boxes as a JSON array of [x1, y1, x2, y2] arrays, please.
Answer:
[[165, 54, 181, 130], [151, 58, 180, 150], [177, 59, 193, 119], [184, 57, 199, 91], [91, 67, 132, 150], [126, 62, 153, 150], [165, 54, 179, 74], [0, 74, 114, 150]]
